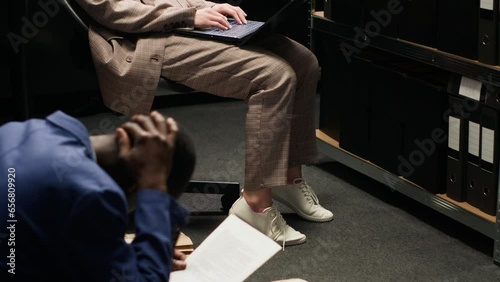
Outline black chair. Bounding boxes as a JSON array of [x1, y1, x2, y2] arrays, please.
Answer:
[[61, 0, 240, 215]]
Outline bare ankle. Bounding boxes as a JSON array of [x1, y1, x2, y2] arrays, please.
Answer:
[[287, 166, 302, 184], [243, 188, 272, 210]]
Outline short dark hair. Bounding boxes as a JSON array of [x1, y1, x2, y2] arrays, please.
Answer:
[[167, 128, 196, 199]]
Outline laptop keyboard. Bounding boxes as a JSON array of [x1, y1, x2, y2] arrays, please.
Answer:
[[205, 19, 264, 38]]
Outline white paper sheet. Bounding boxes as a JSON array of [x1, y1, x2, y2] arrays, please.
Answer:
[[170, 215, 281, 282], [481, 127, 495, 164], [481, 0, 494, 10], [468, 122, 481, 157], [448, 116, 461, 151], [459, 77, 482, 101]]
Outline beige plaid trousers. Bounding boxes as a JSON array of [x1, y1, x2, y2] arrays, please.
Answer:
[[76, 0, 319, 189]]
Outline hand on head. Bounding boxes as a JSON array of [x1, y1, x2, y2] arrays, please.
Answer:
[[116, 111, 178, 193], [194, 4, 247, 30]]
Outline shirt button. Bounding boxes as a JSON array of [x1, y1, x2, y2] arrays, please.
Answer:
[[126, 56, 133, 63]]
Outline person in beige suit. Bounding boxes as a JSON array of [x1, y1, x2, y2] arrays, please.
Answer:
[[75, 0, 333, 248]]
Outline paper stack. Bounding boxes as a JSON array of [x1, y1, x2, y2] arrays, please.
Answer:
[[169, 215, 282, 282]]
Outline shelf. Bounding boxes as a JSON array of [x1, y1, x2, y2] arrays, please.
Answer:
[[316, 130, 497, 239], [311, 12, 500, 86]]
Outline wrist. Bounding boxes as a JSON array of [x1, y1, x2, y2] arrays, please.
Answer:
[[139, 185, 168, 193], [138, 177, 168, 193]]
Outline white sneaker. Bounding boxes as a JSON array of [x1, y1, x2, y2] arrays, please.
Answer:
[[272, 178, 334, 222], [229, 195, 306, 248]]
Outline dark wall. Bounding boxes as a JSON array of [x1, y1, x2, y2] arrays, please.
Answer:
[[3, 0, 101, 120], [1, 1, 24, 122], [21, 0, 99, 97], [1, 2, 11, 99]]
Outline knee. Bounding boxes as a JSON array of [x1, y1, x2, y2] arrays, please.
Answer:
[[302, 51, 321, 81], [264, 62, 298, 93]]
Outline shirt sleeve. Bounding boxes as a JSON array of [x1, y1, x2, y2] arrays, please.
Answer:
[[185, 0, 218, 9], [74, 0, 196, 33], [65, 189, 184, 282]]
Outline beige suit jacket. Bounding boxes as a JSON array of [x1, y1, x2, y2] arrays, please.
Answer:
[[75, 0, 216, 115]]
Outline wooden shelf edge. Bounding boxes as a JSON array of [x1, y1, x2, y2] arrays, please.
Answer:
[[435, 194, 496, 223], [316, 129, 496, 224], [313, 11, 325, 18]]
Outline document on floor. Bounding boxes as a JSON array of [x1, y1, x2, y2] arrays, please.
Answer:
[[169, 214, 281, 282]]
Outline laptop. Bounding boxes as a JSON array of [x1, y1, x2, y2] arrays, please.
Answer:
[[175, 0, 306, 46]]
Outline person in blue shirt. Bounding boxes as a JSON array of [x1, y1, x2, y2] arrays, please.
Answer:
[[0, 110, 196, 281]]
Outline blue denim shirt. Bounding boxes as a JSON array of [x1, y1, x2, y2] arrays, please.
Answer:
[[0, 111, 188, 281]]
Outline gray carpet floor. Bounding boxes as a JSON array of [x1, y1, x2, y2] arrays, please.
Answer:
[[77, 95, 500, 282]]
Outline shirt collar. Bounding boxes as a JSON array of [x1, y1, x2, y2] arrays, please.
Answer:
[[46, 111, 95, 160]]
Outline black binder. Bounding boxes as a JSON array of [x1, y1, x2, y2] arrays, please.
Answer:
[[400, 71, 447, 194], [478, 0, 498, 65], [477, 106, 499, 215], [448, 73, 500, 111], [369, 63, 405, 175], [330, 0, 363, 27], [361, 0, 399, 37], [338, 54, 373, 160], [437, 0, 479, 60], [447, 73, 486, 103], [324, 0, 332, 20], [317, 36, 349, 141], [446, 96, 469, 201], [465, 107, 483, 209], [484, 83, 500, 110], [398, 0, 438, 47]]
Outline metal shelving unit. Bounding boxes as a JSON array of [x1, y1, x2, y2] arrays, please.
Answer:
[[311, 12, 500, 86], [310, 11, 500, 265]]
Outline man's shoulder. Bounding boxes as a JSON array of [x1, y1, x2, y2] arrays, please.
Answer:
[[1, 111, 92, 159], [0, 123, 116, 197]]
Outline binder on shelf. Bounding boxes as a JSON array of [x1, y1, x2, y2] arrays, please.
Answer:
[[317, 36, 349, 141], [361, 0, 399, 37], [324, 0, 332, 20], [448, 74, 485, 103], [437, 0, 479, 60], [465, 107, 483, 209], [400, 70, 448, 194], [330, 0, 363, 27], [484, 83, 500, 110], [338, 54, 373, 160], [398, 0, 438, 47], [446, 96, 469, 202], [477, 106, 499, 215], [368, 63, 405, 175], [449, 73, 500, 111], [478, 0, 499, 65], [450, 73, 485, 209]]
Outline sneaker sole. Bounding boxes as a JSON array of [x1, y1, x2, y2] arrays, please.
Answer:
[[272, 195, 334, 223], [229, 207, 308, 246], [278, 236, 307, 246]]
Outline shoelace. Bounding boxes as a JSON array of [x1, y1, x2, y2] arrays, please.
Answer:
[[269, 208, 287, 251], [298, 181, 319, 205]]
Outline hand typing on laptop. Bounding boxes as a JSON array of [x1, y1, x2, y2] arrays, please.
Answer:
[[195, 3, 247, 30]]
